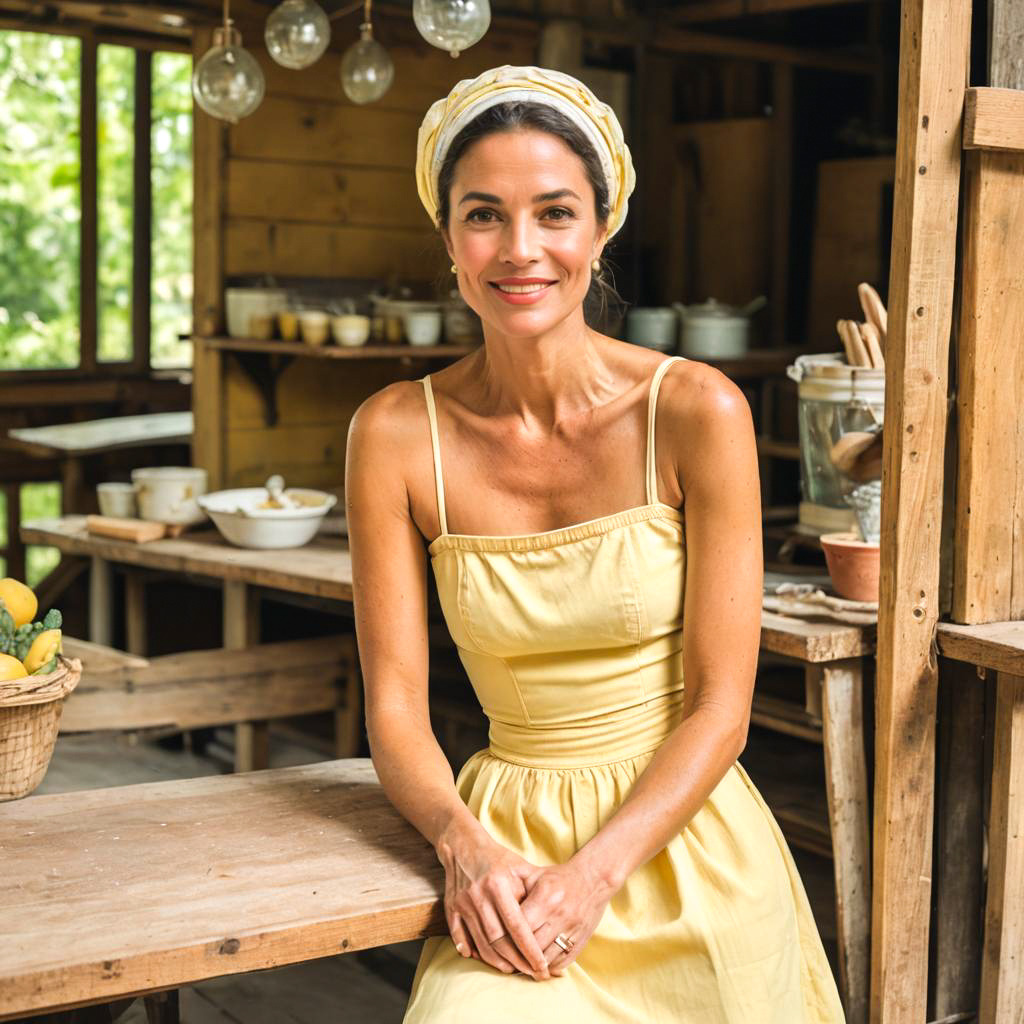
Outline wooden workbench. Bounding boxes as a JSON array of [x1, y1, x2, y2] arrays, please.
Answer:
[[0, 758, 444, 1022]]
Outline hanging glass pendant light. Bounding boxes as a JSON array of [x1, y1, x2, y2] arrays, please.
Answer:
[[341, 1, 394, 105], [192, 0, 265, 123], [413, 0, 490, 58], [265, 0, 330, 70]]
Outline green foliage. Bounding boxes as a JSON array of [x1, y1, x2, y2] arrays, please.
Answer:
[[0, 32, 194, 371], [0, 601, 14, 655]]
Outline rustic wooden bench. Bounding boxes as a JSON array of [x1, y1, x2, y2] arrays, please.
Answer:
[[0, 759, 445, 1023]]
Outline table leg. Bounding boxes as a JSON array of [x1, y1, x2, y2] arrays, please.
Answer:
[[335, 633, 363, 758], [143, 990, 179, 1024], [89, 556, 113, 646], [223, 580, 267, 773], [817, 658, 871, 1024], [979, 671, 1024, 1024], [124, 571, 147, 657]]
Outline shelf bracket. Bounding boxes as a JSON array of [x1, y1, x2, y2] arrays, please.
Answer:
[[227, 351, 295, 428]]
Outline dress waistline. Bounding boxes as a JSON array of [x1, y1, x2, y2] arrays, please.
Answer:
[[486, 690, 685, 769]]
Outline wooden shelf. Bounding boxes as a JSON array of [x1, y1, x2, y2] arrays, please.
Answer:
[[750, 692, 823, 744], [937, 620, 1024, 676], [194, 337, 480, 359]]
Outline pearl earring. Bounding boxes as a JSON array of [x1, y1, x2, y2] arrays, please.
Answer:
[[591, 258, 601, 272], [451, 263, 458, 274]]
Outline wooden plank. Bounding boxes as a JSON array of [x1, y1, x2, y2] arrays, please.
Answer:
[[870, 0, 971, 1019], [937, 620, 1024, 675], [131, 49, 152, 375], [21, 518, 354, 602], [124, 570, 147, 656], [191, 339, 226, 491], [0, 759, 445, 1020], [61, 636, 149, 674], [223, 579, 267, 773], [226, 160, 425, 229], [979, 673, 1024, 1023], [990, 0, 1024, 91], [7, 412, 193, 455], [204, 338, 478, 361], [89, 555, 113, 647], [228, 97, 420, 169], [80, 33, 98, 374], [224, 218, 442, 280], [750, 691, 823, 743], [964, 87, 1024, 152], [819, 660, 870, 1024], [770, 62, 793, 346], [60, 635, 350, 733], [192, 25, 225, 340], [931, 658, 985, 1021], [952, 147, 1024, 622], [760, 610, 876, 662]]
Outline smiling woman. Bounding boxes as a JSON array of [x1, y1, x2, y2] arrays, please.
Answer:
[[346, 65, 845, 1024]]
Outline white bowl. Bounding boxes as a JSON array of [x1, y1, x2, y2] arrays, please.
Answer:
[[404, 310, 442, 347], [132, 466, 208, 525], [197, 487, 337, 549], [331, 314, 370, 347]]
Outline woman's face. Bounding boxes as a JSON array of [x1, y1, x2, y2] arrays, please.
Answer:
[[442, 129, 608, 340]]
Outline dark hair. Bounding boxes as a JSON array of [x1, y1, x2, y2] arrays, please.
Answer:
[[435, 101, 623, 330]]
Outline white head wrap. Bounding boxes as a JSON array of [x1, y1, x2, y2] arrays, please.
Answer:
[[415, 65, 636, 239]]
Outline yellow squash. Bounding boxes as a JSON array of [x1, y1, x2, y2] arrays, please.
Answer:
[[23, 629, 62, 674]]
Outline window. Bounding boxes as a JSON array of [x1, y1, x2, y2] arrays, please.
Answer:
[[0, 30, 193, 373]]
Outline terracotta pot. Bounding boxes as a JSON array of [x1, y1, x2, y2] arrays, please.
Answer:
[[820, 531, 880, 602]]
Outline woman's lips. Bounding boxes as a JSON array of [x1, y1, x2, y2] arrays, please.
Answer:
[[488, 281, 555, 305]]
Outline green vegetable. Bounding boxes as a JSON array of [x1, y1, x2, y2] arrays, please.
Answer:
[[0, 601, 14, 656], [43, 608, 62, 630]]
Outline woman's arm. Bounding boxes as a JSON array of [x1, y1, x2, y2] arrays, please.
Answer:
[[519, 364, 764, 971], [345, 384, 550, 980]]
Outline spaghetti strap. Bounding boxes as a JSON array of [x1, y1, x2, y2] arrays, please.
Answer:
[[646, 356, 686, 506], [421, 376, 448, 536]]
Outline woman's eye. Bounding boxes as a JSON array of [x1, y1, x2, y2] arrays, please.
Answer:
[[466, 209, 497, 223], [545, 207, 575, 221]]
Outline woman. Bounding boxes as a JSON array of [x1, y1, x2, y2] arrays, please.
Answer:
[[345, 65, 845, 1022]]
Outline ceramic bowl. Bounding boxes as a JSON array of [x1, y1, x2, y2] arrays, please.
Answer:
[[96, 482, 137, 519], [198, 487, 337, 549], [331, 314, 371, 347], [132, 467, 208, 525], [404, 310, 443, 347], [299, 311, 330, 346], [820, 531, 880, 602]]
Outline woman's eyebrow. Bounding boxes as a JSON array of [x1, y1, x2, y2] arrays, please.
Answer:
[[457, 188, 582, 206]]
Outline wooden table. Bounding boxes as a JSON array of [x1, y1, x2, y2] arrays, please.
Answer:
[[0, 759, 444, 1023], [21, 516, 354, 772]]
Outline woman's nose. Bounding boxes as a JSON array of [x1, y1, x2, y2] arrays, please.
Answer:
[[499, 215, 540, 266]]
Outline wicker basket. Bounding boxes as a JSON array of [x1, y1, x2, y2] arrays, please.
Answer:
[[0, 654, 82, 801]]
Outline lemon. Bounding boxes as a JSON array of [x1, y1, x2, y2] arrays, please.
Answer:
[[23, 629, 62, 674], [0, 652, 28, 680], [0, 578, 37, 628]]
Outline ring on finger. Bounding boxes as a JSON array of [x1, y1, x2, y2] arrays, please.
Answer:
[[553, 933, 575, 954], [487, 931, 508, 945]]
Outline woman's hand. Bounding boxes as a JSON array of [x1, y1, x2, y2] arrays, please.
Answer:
[[436, 819, 552, 980], [517, 855, 619, 976]]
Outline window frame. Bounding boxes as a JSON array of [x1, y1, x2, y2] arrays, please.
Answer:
[[0, 21, 191, 383]]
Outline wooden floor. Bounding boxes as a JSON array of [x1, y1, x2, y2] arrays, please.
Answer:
[[28, 725, 840, 1022]]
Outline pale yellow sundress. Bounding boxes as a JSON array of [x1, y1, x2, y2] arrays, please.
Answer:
[[404, 356, 845, 1023]]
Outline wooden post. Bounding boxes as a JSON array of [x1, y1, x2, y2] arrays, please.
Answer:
[[979, 673, 1024, 1022], [223, 580, 267, 772], [870, 0, 971, 1021], [819, 659, 871, 1024], [89, 556, 113, 647]]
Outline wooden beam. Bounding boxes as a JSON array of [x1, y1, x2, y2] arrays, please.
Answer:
[[79, 32, 98, 374], [990, 0, 1024, 91], [870, 0, 971, 1023], [952, 146, 1024, 621], [964, 87, 1024, 152], [131, 48, 152, 375], [979, 673, 1024, 1022]]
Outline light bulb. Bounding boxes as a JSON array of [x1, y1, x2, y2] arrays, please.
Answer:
[[192, 25, 265, 123], [341, 24, 394, 105], [265, 0, 330, 70], [413, 0, 490, 58]]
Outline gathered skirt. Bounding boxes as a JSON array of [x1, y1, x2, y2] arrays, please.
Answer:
[[403, 747, 846, 1023]]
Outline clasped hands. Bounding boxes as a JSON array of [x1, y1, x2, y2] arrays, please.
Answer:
[[437, 826, 617, 982]]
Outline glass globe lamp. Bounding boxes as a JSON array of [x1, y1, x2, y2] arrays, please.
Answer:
[[265, 0, 331, 70], [341, 24, 394, 105], [413, 0, 490, 58], [192, 25, 265, 123]]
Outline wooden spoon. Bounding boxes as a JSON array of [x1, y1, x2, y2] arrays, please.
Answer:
[[859, 321, 885, 369], [829, 430, 883, 482], [842, 319, 871, 367], [858, 282, 888, 342]]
